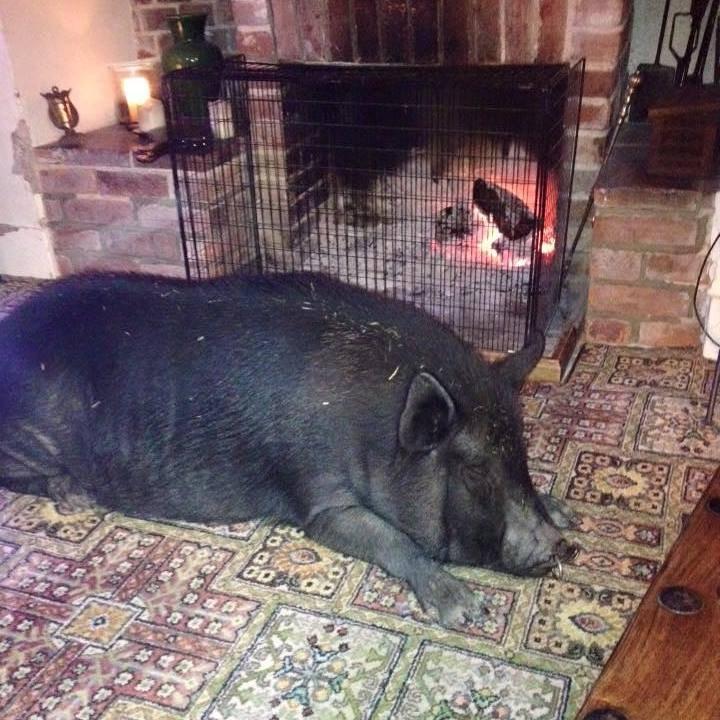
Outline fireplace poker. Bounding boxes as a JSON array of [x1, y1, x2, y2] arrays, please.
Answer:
[[687, 0, 720, 83], [655, 0, 673, 64], [716, 17, 720, 82], [670, 0, 711, 86], [630, 0, 677, 121], [564, 71, 640, 273]]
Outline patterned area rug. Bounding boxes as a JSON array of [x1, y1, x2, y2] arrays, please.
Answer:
[[0, 279, 719, 719]]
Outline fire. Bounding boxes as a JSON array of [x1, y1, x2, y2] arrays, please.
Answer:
[[430, 174, 559, 270], [473, 205, 503, 263], [432, 205, 556, 270], [541, 232, 556, 256], [429, 206, 504, 267]]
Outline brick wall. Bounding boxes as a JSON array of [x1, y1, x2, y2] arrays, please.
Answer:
[[231, 0, 629, 67], [132, 0, 237, 59], [34, 125, 260, 280], [34, 128, 186, 278], [227, 0, 632, 241], [586, 180, 714, 348]]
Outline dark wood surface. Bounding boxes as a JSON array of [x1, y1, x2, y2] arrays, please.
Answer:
[[577, 467, 720, 720]]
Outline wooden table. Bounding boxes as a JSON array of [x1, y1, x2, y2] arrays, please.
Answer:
[[577, 467, 720, 720]]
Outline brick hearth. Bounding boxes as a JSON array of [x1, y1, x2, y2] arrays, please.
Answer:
[[586, 124, 716, 348]]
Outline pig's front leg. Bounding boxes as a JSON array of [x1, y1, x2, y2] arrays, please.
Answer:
[[48, 474, 106, 516], [306, 505, 486, 627]]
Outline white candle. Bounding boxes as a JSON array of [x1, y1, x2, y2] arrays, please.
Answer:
[[122, 76, 151, 125], [137, 98, 166, 133], [209, 99, 234, 140]]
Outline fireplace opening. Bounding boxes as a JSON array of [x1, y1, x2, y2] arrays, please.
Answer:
[[164, 59, 583, 353]]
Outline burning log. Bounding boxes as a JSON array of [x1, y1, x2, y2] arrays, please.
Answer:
[[435, 202, 471, 241], [472, 178, 536, 241]]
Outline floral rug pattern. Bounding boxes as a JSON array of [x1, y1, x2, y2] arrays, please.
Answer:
[[0, 280, 719, 718]]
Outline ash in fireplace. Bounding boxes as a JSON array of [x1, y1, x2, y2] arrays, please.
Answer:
[[280, 208, 538, 350], [268, 140, 557, 351]]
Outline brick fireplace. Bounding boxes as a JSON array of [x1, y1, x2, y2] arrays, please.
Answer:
[[34, 0, 641, 357]]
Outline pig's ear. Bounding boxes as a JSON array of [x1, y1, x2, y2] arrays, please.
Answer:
[[494, 331, 544, 390], [399, 372, 456, 452]]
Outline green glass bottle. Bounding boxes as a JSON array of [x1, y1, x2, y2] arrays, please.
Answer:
[[162, 13, 223, 146], [161, 13, 223, 75]]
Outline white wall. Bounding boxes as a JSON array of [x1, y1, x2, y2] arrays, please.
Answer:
[[0, 0, 136, 147], [702, 192, 720, 360], [0, 0, 136, 278], [0, 17, 55, 278]]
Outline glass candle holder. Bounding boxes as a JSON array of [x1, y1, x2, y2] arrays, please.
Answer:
[[110, 60, 161, 128]]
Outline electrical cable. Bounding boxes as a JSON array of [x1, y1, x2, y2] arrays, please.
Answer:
[[693, 230, 720, 347]]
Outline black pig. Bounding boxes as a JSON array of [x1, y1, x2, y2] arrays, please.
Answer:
[[0, 272, 575, 626]]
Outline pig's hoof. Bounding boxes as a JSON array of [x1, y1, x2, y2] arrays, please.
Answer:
[[48, 476, 104, 516], [420, 570, 488, 628], [540, 494, 579, 529]]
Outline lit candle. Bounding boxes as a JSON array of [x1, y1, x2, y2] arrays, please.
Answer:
[[122, 76, 151, 125]]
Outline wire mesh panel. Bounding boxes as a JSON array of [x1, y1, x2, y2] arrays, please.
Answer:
[[164, 60, 583, 353]]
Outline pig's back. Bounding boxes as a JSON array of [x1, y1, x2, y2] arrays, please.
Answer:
[[0, 271, 485, 523]]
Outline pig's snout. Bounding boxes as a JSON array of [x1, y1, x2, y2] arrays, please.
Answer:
[[500, 501, 579, 576], [546, 538, 580, 579], [554, 538, 579, 563]]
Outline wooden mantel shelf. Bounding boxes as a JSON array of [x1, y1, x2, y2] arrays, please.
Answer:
[[578, 466, 720, 720]]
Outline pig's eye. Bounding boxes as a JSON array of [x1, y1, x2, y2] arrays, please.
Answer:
[[465, 463, 486, 478], [462, 464, 489, 493]]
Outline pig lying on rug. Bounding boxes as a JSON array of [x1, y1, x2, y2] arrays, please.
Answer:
[[0, 271, 576, 626]]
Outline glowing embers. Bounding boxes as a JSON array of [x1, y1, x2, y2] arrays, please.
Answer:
[[432, 176, 557, 271], [541, 234, 556, 256], [433, 204, 556, 270]]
